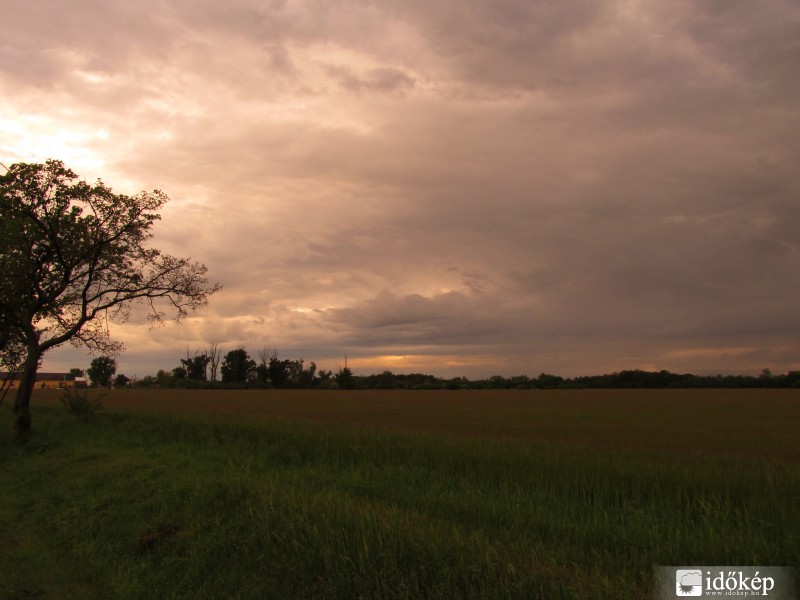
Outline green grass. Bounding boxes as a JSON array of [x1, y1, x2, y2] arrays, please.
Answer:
[[1, 397, 798, 599]]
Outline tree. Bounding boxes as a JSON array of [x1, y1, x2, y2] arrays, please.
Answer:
[[0, 247, 27, 406], [207, 343, 221, 383], [0, 199, 26, 369], [87, 356, 117, 388], [0, 335, 26, 408], [255, 347, 291, 387], [181, 348, 210, 380], [334, 355, 354, 390], [255, 346, 273, 386], [113, 373, 130, 388], [0, 160, 220, 440], [298, 360, 317, 389], [220, 348, 255, 384], [317, 369, 333, 388], [267, 356, 291, 388], [156, 370, 174, 387]]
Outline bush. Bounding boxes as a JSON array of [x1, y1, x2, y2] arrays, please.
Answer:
[[58, 388, 105, 422]]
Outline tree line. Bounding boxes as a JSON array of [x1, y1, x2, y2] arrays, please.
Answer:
[[83, 348, 800, 390], [81, 346, 354, 389]]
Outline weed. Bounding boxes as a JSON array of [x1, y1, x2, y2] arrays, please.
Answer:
[[134, 523, 181, 554], [58, 388, 105, 422]]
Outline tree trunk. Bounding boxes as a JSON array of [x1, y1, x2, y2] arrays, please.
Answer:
[[12, 351, 40, 443]]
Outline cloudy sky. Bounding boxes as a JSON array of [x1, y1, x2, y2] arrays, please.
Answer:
[[2, 0, 799, 378]]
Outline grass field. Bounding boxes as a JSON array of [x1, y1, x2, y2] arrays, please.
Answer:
[[1, 389, 798, 599]]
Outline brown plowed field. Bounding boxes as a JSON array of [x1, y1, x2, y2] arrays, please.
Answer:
[[33, 388, 800, 463]]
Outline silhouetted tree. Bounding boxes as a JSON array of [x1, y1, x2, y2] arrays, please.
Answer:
[[0, 160, 219, 440], [254, 347, 273, 385], [335, 355, 353, 389], [207, 343, 221, 382], [377, 371, 396, 389], [298, 360, 317, 388], [317, 369, 333, 388], [87, 356, 117, 388], [221, 348, 255, 384], [536, 373, 565, 388], [268, 356, 291, 387], [181, 348, 210, 380]]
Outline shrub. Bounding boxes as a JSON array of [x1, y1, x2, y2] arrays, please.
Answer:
[[58, 388, 105, 422]]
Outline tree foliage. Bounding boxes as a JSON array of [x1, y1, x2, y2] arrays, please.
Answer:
[[221, 348, 256, 384], [181, 350, 210, 380], [87, 356, 117, 388], [0, 159, 220, 440], [334, 356, 353, 390]]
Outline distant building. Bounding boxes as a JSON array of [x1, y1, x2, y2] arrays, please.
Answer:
[[0, 372, 80, 389]]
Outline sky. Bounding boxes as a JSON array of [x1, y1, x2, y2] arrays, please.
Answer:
[[2, 0, 799, 379]]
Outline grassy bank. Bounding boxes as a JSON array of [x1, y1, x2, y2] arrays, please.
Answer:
[[1, 392, 798, 599]]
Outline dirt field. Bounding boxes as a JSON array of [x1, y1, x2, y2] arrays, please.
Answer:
[[33, 387, 800, 463]]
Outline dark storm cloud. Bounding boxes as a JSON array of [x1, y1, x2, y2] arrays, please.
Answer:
[[3, 0, 799, 376]]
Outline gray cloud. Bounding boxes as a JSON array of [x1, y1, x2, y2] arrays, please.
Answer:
[[4, 0, 799, 377], [322, 289, 511, 346], [325, 65, 416, 94]]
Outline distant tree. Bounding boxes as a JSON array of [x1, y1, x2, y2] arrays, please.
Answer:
[[254, 363, 269, 386], [181, 348, 210, 380], [113, 374, 130, 388], [334, 356, 353, 390], [286, 359, 303, 384], [267, 355, 291, 388], [132, 375, 157, 388], [445, 376, 468, 390], [221, 348, 256, 384], [298, 360, 317, 389], [377, 370, 396, 389], [87, 356, 117, 388], [536, 373, 564, 388], [488, 375, 507, 389], [207, 343, 221, 383], [0, 159, 220, 440], [172, 366, 187, 379], [254, 347, 292, 388], [508, 375, 530, 389], [255, 347, 273, 386], [69, 368, 84, 378], [317, 369, 333, 388], [156, 369, 174, 387], [784, 371, 800, 387]]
